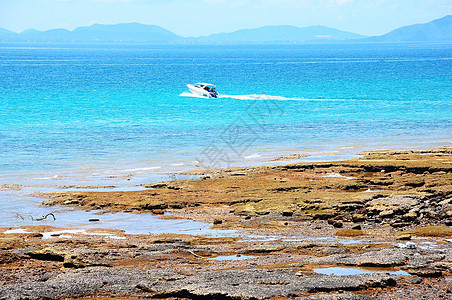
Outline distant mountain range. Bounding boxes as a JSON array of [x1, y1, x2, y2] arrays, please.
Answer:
[[366, 15, 452, 42], [0, 15, 451, 44], [0, 23, 182, 44], [191, 25, 365, 43]]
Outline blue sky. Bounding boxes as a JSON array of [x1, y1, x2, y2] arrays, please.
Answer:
[[1, 0, 451, 36]]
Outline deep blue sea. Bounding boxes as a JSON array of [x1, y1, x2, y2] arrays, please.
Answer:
[[0, 43, 451, 231]]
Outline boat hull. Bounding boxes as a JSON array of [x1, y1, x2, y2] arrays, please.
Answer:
[[187, 84, 219, 98]]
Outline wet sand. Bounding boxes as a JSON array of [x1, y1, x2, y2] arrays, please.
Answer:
[[1, 149, 451, 299]]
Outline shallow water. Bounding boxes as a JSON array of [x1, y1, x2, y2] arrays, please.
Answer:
[[1, 43, 451, 234], [0, 203, 218, 236]]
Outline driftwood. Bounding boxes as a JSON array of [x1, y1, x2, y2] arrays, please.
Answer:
[[14, 212, 25, 220], [30, 213, 56, 221]]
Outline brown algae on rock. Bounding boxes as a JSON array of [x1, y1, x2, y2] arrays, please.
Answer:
[[40, 149, 452, 233], [335, 229, 365, 237], [402, 225, 452, 237]]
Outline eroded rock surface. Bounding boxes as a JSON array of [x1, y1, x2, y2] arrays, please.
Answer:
[[0, 267, 396, 300]]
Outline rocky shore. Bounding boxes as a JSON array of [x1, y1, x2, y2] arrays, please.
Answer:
[[1, 149, 451, 299]]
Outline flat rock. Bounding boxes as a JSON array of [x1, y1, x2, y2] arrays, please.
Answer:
[[144, 269, 396, 300], [0, 267, 397, 300], [26, 247, 111, 268], [367, 195, 420, 214], [0, 267, 175, 300], [311, 248, 409, 267], [406, 268, 443, 277]]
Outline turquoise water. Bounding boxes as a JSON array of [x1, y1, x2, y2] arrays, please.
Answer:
[[0, 43, 451, 227]]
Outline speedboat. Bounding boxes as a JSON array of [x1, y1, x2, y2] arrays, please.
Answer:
[[187, 83, 220, 98]]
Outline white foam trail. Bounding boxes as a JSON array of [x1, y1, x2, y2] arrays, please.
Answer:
[[181, 91, 346, 101], [221, 94, 346, 101], [220, 94, 297, 100]]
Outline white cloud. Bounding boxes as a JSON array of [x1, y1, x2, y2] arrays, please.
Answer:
[[205, 0, 227, 4], [335, 0, 354, 5], [205, 0, 245, 5]]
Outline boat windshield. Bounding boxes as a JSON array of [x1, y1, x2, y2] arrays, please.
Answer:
[[194, 83, 216, 93]]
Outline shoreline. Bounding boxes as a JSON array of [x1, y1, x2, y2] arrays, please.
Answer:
[[2, 138, 451, 191], [1, 148, 451, 299]]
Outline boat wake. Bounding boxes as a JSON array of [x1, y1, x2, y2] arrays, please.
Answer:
[[220, 94, 304, 101], [180, 92, 343, 101]]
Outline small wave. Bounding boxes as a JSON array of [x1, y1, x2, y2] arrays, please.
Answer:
[[119, 167, 162, 173], [30, 174, 62, 180], [244, 153, 261, 159], [171, 163, 185, 166]]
